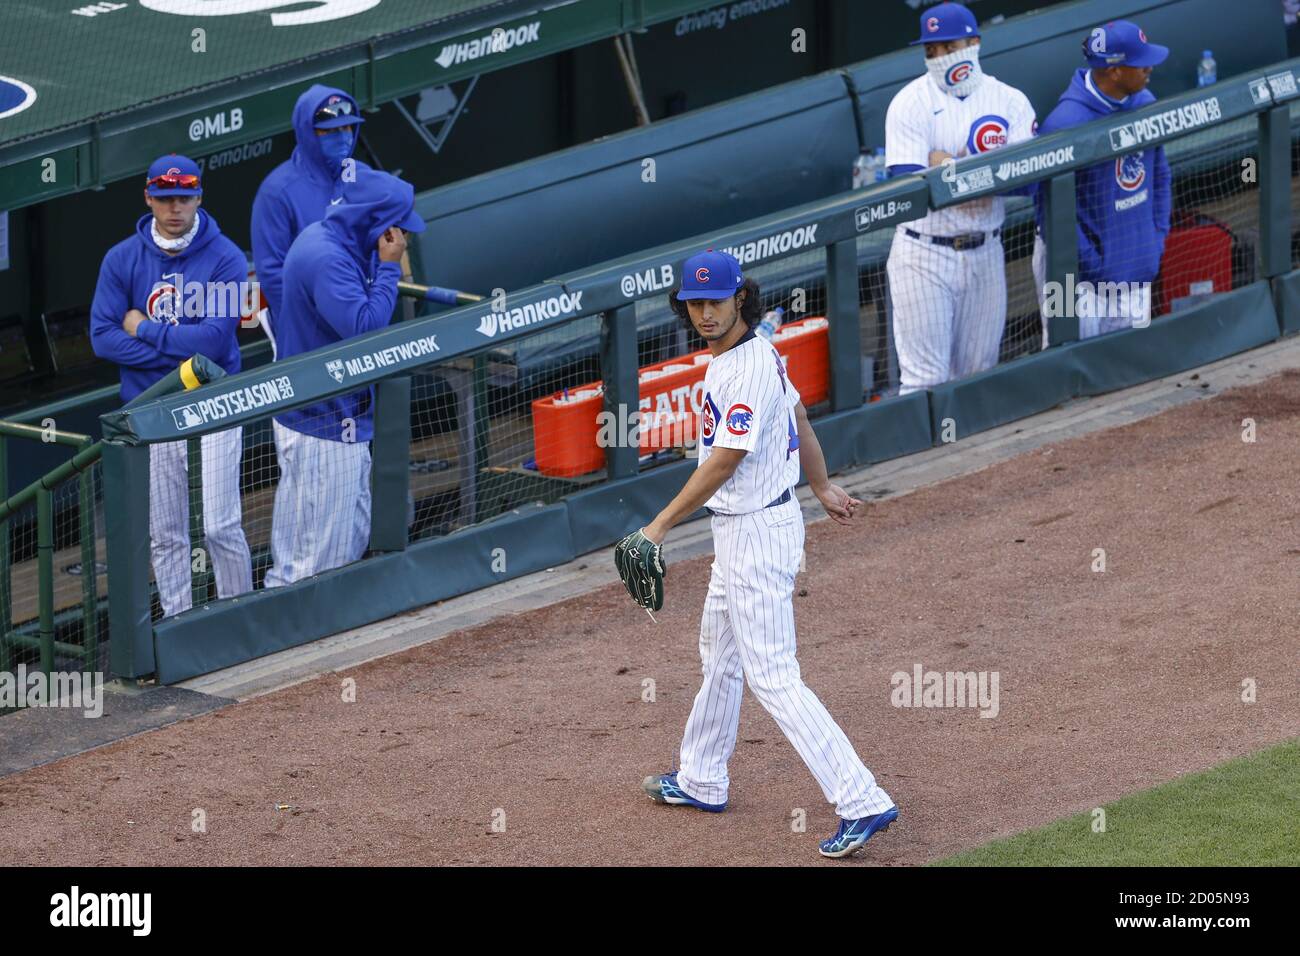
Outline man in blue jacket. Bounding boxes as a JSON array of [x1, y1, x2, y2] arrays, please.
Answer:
[[264, 169, 425, 588], [250, 85, 370, 354], [90, 154, 253, 616], [1034, 20, 1172, 342]]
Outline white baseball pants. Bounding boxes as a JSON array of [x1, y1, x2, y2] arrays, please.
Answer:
[[148, 426, 252, 617], [265, 419, 372, 588], [676, 497, 895, 820], [887, 227, 1007, 394]]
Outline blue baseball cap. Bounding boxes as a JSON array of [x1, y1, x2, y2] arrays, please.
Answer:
[[1082, 21, 1169, 69], [145, 154, 202, 196], [676, 250, 744, 300], [314, 91, 364, 130], [910, 2, 979, 46]]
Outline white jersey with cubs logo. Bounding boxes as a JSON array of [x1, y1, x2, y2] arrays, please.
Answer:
[[885, 72, 1036, 235], [697, 331, 800, 515]]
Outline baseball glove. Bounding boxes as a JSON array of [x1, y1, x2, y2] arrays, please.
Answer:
[[614, 528, 666, 612]]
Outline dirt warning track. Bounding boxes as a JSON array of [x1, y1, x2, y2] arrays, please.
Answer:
[[3, 371, 1299, 866]]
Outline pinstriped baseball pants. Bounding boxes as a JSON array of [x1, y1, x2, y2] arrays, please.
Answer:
[[676, 496, 895, 820]]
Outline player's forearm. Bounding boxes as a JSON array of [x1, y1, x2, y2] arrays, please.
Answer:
[[795, 406, 831, 492], [646, 454, 740, 539]]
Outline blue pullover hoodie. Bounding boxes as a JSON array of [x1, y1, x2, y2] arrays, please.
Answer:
[[272, 170, 422, 442], [250, 85, 370, 321], [1036, 68, 1171, 284], [90, 209, 245, 402]]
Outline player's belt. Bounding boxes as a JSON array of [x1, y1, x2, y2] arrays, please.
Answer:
[[904, 228, 1000, 251], [707, 488, 792, 518]]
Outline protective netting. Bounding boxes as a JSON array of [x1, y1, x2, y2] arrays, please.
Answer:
[[35, 88, 1296, 635], [0, 453, 105, 715], [1292, 99, 1300, 268]]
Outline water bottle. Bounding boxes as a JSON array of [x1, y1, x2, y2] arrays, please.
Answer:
[[851, 149, 871, 190], [756, 307, 784, 340], [1197, 50, 1217, 87], [872, 146, 888, 183]]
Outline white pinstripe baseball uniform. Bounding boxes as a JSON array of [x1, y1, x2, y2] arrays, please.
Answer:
[[885, 67, 1036, 393], [675, 328, 895, 820]]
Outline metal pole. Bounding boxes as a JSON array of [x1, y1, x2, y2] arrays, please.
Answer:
[[187, 436, 205, 609], [826, 239, 864, 410], [613, 35, 651, 127], [0, 436, 10, 675], [78, 455, 99, 671], [37, 487, 54, 679], [472, 354, 491, 522], [1045, 171, 1080, 346], [1258, 105, 1291, 281], [602, 305, 640, 480]]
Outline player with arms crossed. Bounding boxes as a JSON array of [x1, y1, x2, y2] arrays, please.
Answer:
[[617, 251, 898, 858], [885, 1, 1036, 393]]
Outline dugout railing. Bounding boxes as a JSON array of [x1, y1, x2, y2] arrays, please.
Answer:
[[28, 58, 1299, 685]]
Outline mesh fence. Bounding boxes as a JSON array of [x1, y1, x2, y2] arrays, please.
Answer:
[[24, 91, 1297, 638], [1292, 100, 1300, 268], [1, 448, 105, 715]]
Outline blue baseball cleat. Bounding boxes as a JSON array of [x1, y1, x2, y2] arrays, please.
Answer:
[[641, 771, 727, 813], [819, 806, 899, 858]]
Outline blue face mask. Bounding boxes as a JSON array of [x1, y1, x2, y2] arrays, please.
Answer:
[[318, 128, 354, 170]]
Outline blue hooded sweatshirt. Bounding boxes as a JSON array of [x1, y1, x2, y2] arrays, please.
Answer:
[[90, 209, 244, 402], [1036, 68, 1171, 284], [272, 170, 416, 442], [250, 85, 370, 321]]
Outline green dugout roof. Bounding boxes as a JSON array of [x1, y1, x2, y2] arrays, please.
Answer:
[[0, 0, 712, 211]]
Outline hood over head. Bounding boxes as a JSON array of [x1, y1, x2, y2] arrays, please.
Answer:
[[323, 168, 426, 256], [292, 84, 363, 181]]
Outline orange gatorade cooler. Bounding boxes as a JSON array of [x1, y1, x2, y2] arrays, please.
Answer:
[[531, 317, 829, 478]]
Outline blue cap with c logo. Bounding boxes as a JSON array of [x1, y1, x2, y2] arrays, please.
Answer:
[[676, 250, 744, 300]]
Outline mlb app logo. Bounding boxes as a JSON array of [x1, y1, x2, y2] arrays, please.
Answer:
[[1109, 124, 1138, 151], [172, 404, 203, 431], [326, 359, 345, 383], [1248, 78, 1272, 105]]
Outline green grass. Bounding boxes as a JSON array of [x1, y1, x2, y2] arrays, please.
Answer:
[[932, 739, 1300, 866]]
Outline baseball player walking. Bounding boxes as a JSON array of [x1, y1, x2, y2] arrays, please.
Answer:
[[636, 251, 898, 859], [90, 154, 252, 616], [885, 2, 1036, 394], [264, 168, 425, 587], [1033, 21, 1171, 342]]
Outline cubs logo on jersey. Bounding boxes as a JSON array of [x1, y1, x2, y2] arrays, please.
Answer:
[[945, 60, 974, 87], [1115, 153, 1146, 191], [701, 392, 720, 447], [725, 404, 753, 436], [146, 281, 182, 325], [967, 115, 1009, 154]]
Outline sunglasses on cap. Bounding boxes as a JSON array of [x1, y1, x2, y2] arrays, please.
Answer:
[[314, 99, 354, 123], [147, 173, 201, 190]]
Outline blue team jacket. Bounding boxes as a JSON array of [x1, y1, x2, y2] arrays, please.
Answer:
[[271, 171, 411, 443], [250, 84, 371, 320], [90, 210, 244, 402], [1037, 69, 1172, 285]]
